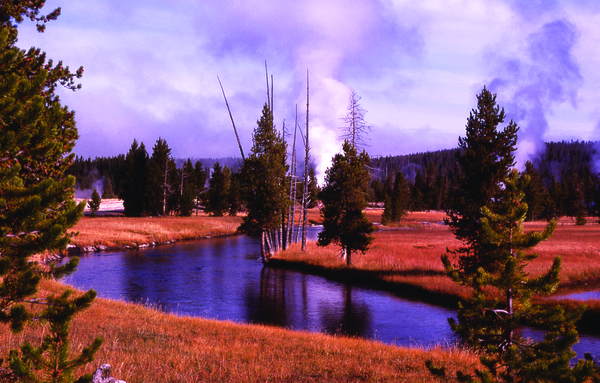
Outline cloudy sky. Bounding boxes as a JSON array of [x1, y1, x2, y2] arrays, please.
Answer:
[[16, 0, 600, 178]]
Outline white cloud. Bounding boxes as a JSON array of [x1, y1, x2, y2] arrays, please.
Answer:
[[12, 0, 600, 176]]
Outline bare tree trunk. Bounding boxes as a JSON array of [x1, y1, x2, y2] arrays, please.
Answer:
[[265, 231, 275, 255], [260, 231, 269, 264], [217, 76, 245, 160], [288, 106, 298, 245], [302, 70, 310, 251], [163, 157, 168, 216], [265, 61, 270, 110]]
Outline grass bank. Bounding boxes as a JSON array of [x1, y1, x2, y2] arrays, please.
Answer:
[[273, 212, 600, 334], [1, 280, 480, 383], [64, 214, 242, 253]]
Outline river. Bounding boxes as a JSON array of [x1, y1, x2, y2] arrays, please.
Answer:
[[60, 230, 600, 358]]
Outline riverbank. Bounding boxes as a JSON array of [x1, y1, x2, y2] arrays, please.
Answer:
[[61, 214, 242, 255], [272, 213, 600, 334], [1, 279, 480, 383]]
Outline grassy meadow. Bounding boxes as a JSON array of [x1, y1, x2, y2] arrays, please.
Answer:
[[275, 211, 600, 331], [0, 280, 480, 383], [9, 209, 600, 381], [67, 214, 242, 249]]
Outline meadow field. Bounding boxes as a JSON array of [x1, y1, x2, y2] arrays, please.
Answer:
[[275, 211, 600, 331], [0, 280, 480, 383], [8, 209, 600, 381]]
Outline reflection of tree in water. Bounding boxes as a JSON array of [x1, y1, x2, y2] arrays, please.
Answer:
[[244, 267, 292, 327], [320, 286, 372, 339]]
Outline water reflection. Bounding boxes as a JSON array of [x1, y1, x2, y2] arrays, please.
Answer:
[[60, 233, 599, 354]]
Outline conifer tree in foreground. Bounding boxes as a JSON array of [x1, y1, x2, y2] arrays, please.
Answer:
[[446, 86, 519, 276], [0, 2, 102, 381], [428, 170, 597, 382], [428, 87, 598, 381], [239, 104, 288, 262], [318, 141, 374, 265]]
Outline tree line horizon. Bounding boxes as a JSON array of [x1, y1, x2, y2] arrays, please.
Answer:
[[69, 138, 600, 224]]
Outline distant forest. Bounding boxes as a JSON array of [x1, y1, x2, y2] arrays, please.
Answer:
[[370, 140, 600, 221], [68, 140, 600, 221]]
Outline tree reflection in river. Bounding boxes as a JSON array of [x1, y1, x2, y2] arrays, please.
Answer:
[[320, 286, 373, 339]]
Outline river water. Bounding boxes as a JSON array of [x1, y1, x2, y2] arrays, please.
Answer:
[[60, 230, 600, 358]]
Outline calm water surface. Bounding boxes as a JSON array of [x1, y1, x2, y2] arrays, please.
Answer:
[[60, 229, 600, 358]]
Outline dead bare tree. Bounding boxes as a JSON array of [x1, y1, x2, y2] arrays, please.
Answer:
[[339, 90, 372, 150], [302, 70, 310, 251], [217, 76, 245, 160], [288, 106, 299, 245]]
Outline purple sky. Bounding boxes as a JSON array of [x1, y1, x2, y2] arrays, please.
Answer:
[[17, 0, 600, 180]]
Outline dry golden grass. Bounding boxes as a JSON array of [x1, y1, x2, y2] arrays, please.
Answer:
[[68, 214, 242, 249], [276, 212, 600, 307], [0, 280, 480, 383]]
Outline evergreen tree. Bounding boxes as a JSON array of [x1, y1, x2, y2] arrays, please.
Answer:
[[522, 161, 544, 221], [381, 171, 410, 225], [147, 137, 172, 216], [227, 171, 241, 217], [119, 139, 149, 217], [88, 188, 101, 218], [101, 176, 116, 199], [239, 104, 288, 262], [369, 178, 385, 203], [428, 170, 597, 382], [410, 170, 425, 212], [192, 161, 207, 216], [446, 87, 518, 275], [307, 166, 320, 209], [318, 141, 375, 265], [177, 159, 196, 217], [165, 157, 179, 215], [0, 3, 102, 380], [206, 162, 229, 216]]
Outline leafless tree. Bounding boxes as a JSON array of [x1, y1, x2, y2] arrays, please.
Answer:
[[339, 90, 372, 150]]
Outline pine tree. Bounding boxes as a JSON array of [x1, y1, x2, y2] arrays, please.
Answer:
[[101, 176, 116, 199], [307, 166, 320, 209], [318, 141, 374, 265], [227, 172, 241, 217], [206, 162, 229, 217], [119, 139, 149, 217], [428, 170, 597, 382], [522, 161, 544, 221], [179, 159, 196, 217], [410, 170, 425, 212], [192, 161, 206, 216], [147, 137, 172, 216], [0, 3, 102, 380], [446, 86, 518, 275], [239, 104, 288, 262], [88, 188, 101, 218], [381, 170, 410, 225]]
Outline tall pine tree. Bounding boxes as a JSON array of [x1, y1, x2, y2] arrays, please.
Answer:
[[119, 139, 149, 217], [446, 86, 518, 275], [318, 141, 374, 265], [428, 170, 597, 382], [239, 104, 288, 262], [0, 2, 102, 381]]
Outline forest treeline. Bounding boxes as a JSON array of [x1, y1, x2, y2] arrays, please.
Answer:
[[67, 137, 319, 217], [69, 140, 600, 222], [371, 140, 600, 223]]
